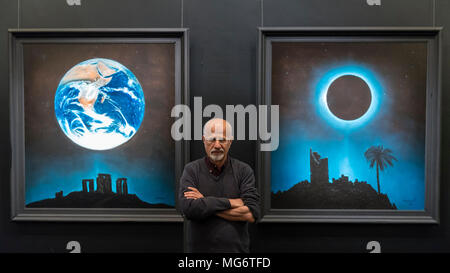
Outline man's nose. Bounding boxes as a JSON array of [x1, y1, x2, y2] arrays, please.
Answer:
[[213, 141, 222, 148]]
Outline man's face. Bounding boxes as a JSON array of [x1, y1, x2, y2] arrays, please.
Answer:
[[203, 120, 232, 163]]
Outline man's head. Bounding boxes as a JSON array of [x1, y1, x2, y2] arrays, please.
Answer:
[[202, 118, 233, 163]]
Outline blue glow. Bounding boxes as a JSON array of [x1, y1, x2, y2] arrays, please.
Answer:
[[271, 130, 425, 210], [315, 65, 383, 130], [25, 153, 175, 207], [271, 62, 425, 211]]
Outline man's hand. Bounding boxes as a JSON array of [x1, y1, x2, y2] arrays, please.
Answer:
[[216, 206, 255, 223], [220, 199, 256, 222], [184, 187, 204, 200], [229, 198, 244, 208]]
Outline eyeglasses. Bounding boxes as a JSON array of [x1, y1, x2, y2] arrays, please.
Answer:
[[204, 138, 230, 144]]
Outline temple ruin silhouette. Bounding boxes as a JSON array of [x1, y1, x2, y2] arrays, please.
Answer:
[[309, 148, 371, 187], [26, 173, 173, 208], [271, 148, 397, 209], [310, 148, 329, 185], [80, 174, 128, 195]]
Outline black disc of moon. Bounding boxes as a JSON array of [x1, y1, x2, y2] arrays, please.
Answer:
[[326, 75, 372, 121]]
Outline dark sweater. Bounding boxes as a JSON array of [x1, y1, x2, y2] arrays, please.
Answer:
[[178, 156, 261, 253]]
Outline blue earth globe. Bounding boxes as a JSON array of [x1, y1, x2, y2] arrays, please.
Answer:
[[54, 58, 145, 150]]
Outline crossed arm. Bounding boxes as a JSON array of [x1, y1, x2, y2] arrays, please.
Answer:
[[184, 187, 255, 223]]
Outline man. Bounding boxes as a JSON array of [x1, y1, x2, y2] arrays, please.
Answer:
[[178, 118, 261, 253]]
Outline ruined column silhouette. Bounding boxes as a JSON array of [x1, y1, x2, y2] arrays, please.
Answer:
[[82, 179, 94, 193], [96, 174, 112, 193], [122, 179, 128, 195], [116, 178, 123, 194], [82, 180, 88, 193], [115, 178, 128, 195], [310, 148, 329, 185], [55, 191, 63, 199], [88, 179, 94, 192], [105, 175, 112, 193]]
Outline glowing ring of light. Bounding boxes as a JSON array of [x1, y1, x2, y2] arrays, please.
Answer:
[[315, 65, 382, 130]]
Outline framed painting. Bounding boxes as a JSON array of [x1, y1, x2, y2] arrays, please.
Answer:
[[257, 27, 441, 223], [10, 29, 189, 221]]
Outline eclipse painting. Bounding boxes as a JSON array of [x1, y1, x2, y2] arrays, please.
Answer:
[[270, 41, 427, 210], [23, 42, 176, 209]]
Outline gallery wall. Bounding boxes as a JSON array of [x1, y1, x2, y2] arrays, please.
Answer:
[[0, 0, 448, 252]]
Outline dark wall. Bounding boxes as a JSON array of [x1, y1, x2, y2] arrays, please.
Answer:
[[0, 0, 448, 253]]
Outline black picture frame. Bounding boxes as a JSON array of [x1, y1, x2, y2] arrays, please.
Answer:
[[257, 27, 441, 223], [10, 28, 190, 222]]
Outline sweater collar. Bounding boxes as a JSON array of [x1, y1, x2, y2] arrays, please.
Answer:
[[204, 155, 229, 176]]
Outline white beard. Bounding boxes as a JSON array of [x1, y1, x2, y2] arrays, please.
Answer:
[[209, 151, 224, 162]]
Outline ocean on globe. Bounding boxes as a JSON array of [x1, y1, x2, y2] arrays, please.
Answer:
[[54, 58, 145, 150]]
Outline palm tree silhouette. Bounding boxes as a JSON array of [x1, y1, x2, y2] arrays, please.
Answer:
[[364, 145, 397, 194]]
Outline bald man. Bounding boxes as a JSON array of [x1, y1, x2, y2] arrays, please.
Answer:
[[179, 118, 261, 253]]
